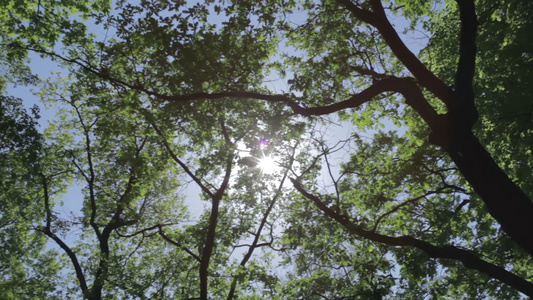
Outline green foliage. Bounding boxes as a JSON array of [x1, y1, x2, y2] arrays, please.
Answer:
[[1, 0, 532, 299], [0, 97, 65, 298]]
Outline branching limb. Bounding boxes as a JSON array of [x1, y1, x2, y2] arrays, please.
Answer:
[[89, 152, 143, 298], [70, 102, 102, 241], [158, 226, 201, 262], [318, 138, 350, 202], [39, 227, 91, 298], [116, 224, 161, 238], [143, 109, 214, 198], [336, 0, 451, 104], [350, 65, 389, 80], [290, 178, 533, 297], [199, 123, 235, 300], [38, 174, 90, 299], [372, 189, 445, 232], [27, 45, 446, 146], [420, 164, 468, 193]]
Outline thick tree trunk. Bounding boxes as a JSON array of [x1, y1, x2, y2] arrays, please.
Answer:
[[448, 130, 533, 256]]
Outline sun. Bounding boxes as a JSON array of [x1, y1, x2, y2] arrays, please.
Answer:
[[257, 155, 277, 175]]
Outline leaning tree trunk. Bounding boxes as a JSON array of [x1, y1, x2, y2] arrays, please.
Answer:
[[447, 129, 533, 257]]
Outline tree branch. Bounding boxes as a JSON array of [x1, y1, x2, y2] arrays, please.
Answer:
[[158, 227, 201, 262], [39, 174, 90, 299], [40, 228, 91, 298], [199, 139, 234, 300], [371, 190, 440, 232], [28, 45, 445, 142], [350, 65, 389, 80], [144, 110, 215, 198], [337, 0, 451, 104], [290, 178, 533, 297], [72, 103, 101, 241]]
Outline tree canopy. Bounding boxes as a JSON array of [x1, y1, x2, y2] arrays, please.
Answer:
[[1, 0, 532, 299]]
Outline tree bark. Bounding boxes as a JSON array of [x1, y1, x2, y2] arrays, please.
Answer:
[[447, 130, 533, 256]]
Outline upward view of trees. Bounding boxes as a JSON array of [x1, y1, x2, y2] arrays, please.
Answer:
[[1, 0, 532, 298]]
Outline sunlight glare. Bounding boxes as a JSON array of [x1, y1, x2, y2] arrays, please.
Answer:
[[257, 155, 276, 174]]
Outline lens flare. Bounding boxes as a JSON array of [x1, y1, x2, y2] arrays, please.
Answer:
[[259, 139, 268, 148]]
